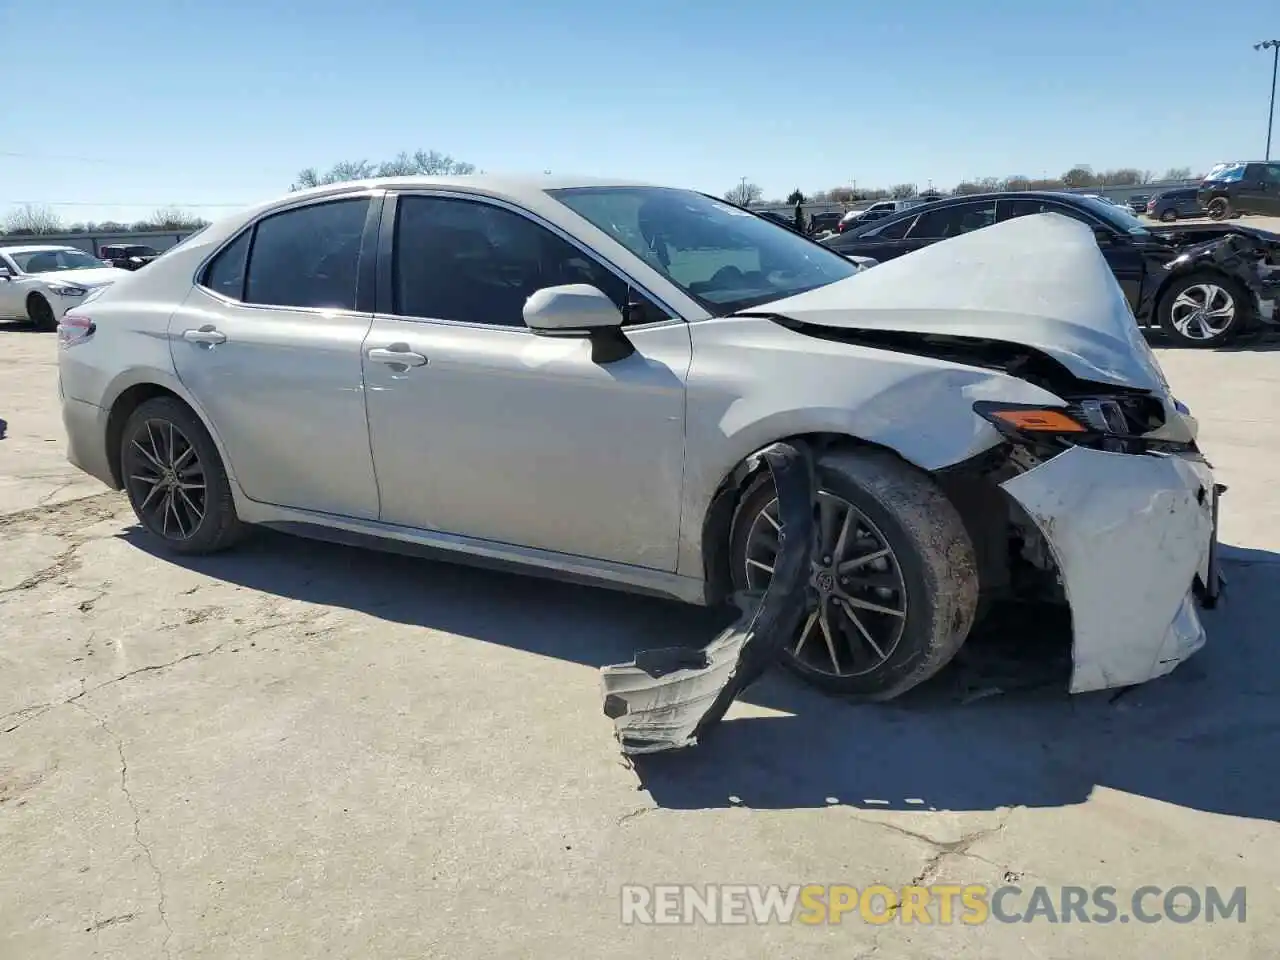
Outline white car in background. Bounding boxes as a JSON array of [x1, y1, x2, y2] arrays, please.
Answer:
[[0, 245, 130, 330]]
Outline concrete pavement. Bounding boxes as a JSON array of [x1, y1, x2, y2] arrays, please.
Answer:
[[1, 327, 1277, 959]]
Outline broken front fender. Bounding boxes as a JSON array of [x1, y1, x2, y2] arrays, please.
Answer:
[[1001, 447, 1217, 693]]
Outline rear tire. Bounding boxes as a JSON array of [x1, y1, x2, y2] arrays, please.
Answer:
[[729, 447, 979, 700], [1159, 209, 1177, 222], [26, 294, 56, 332], [120, 397, 245, 554]]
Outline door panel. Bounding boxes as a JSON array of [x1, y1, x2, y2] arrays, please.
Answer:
[[171, 292, 380, 518], [169, 195, 381, 519], [362, 319, 691, 569]]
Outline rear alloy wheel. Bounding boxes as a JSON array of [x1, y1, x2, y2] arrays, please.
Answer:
[[1205, 197, 1232, 221], [1158, 272, 1247, 347], [120, 397, 245, 554], [729, 448, 978, 700], [26, 294, 56, 332]]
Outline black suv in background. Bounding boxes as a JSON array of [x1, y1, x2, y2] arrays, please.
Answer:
[[1146, 188, 1201, 222], [100, 243, 160, 271], [1197, 162, 1280, 220]]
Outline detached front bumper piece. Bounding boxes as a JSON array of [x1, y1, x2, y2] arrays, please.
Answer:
[[1001, 447, 1218, 694], [600, 443, 816, 755]]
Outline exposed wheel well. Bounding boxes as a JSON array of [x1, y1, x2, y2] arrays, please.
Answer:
[[105, 384, 188, 488], [701, 432, 896, 605]]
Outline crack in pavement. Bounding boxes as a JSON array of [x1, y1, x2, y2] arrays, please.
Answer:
[[3, 612, 341, 736], [841, 808, 1015, 888], [70, 700, 174, 960]]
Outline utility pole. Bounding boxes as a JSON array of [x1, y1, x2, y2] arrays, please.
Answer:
[[1256, 40, 1280, 160], [739, 176, 749, 206]]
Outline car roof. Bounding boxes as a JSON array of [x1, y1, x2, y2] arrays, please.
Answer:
[[0, 244, 83, 254]]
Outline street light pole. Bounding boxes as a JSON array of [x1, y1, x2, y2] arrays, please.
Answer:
[[1256, 40, 1280, 161]]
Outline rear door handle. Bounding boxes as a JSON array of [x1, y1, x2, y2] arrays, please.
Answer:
[[183, 325, 226, 345], [368, 346, 427, 367]]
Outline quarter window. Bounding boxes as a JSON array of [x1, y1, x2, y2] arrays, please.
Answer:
[[243, 198, 370, 310], [393, 195, 661, 328], [201, 229, 251, 300]]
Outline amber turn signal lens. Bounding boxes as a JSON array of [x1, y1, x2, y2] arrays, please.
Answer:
[[986, 409, 1087, 433]]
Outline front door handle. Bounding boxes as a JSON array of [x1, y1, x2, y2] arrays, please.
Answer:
[[368, 346, 428, 368], [183, 325, 226, 345]]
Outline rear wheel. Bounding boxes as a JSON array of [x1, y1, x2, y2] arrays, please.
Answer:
[[120, 397, 245, 554], [1205, 197, 1232, 221], [1157, 271, 1248, 347], [1159, 209, 1177, 222], [729, 447, 978, 700], [26, 294, 56, 331]]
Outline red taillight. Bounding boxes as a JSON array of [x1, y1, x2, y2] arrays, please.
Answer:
[[57, 313, 95, 347]]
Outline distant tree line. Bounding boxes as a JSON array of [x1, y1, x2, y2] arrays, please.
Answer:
[[291, 149, 477, 190], [1, 203, 210, 238], [728, 166, 1199, 207]]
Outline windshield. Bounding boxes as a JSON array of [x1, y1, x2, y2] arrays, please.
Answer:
[[549, 186, 859, 314], [1203, 162, 1246, 183], [1074, 195, 1151, 236], [9, 248, 105, 273]]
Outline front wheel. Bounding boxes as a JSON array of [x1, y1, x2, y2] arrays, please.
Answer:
[[1205, 197, 1232, 221], [120, 397, 245, 554], [1157, 271, 1248, 347], [729, 447, 978, 700], [26, 294, 56, 331]]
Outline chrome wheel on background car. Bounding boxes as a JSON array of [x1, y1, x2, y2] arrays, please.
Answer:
[[743, 491, 906, 678], [1158, 271, 1246, 347], [1205, 197, 1231, 221]]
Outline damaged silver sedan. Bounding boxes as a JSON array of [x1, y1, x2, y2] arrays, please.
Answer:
[[57, 177, 1221, 751]]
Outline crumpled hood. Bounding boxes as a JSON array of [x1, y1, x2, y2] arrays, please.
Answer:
[[754, 213, 1172, 394]]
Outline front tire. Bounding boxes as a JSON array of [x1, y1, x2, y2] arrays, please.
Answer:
[[120, 397, 245, 554], [26, 294, 56, 331], [729, 447, 978, 700], [1205, 197, 1232, 221], [1157, 271, 1248, 347]]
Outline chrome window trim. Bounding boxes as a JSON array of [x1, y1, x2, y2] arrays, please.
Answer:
[[380, 187, 687, 330]]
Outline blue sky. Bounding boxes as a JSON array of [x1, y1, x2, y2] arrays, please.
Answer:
[[3, 0, 1279, 224]]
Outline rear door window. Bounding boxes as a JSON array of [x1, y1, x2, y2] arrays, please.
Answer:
[[201, 230, 252, 301], [243, 198, 370, 311]]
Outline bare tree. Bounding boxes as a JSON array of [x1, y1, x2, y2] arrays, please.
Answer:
[[3, 203, 65, 236], [723, 181, 763, 206], [889, 183, 918, 199], [1163, 166, 1192, 181], [292, 150, 476, 190], [148, 207, 210, 230], [1061, 166, 1097, 188]]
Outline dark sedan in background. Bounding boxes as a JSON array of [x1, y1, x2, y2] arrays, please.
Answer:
[[99, 243, 160, 271], [824, 191, 1280, 346]]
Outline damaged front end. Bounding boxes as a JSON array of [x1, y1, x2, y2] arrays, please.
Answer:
[[949, 390, 1223, 694], [600, 443, 816, 755], [1158, 227, 1280, 326]]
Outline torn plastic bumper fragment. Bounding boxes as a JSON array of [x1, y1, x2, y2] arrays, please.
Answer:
[[600, 443, 815, 755]]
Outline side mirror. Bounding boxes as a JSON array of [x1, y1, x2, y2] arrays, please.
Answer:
[[1093, 226, 1118, 246], [0, 266, 11, 280], [523, 284, 633, 363]]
